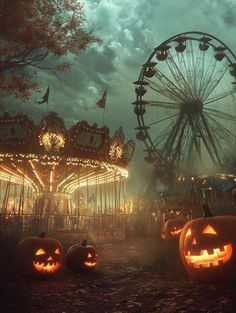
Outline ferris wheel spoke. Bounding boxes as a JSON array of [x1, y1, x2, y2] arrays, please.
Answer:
[[196, 50, 207, 99], [204, 108, 236, 121], [200, 63, 228, 101], [146, 101, 180, 110], [184, 127, 196, 165], [187, 114, 201, 157], [197, 57, 222, 100], [200, 115, 226, 158], [161, 113, 186, 160], [196, 122, 218, 164], [201, 113, 224, 150], [204, 111, 234, 140], [200, 113, 222, 164], [196, 57, 218, 99], [152, 113, 184, 148], [153, 124, 174, 147], [166, 51, 195, 100], [181, 116, 201, 172], [170, 118, 189, 165], [184, 144, 195, 172], [206, 122, 232, 146], [145, 78, 185, 103], [145, 73, 187, 103], [204, 89, 236, 105], [153, 68, 189, 101], [145, 112, 179, 128], [175, 40, 202, 99], [177, 122, 197, 170]]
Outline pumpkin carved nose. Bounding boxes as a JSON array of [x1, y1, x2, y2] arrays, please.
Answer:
[[192, 237, 197, 245], [47, 256, 53, 261]]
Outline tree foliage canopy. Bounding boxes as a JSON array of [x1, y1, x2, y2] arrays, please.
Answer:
[[0, 0, 101, 101]]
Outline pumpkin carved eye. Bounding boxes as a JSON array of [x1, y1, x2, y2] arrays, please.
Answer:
[[54, 248, 60, 255], [202, 224, 217, 235], [35, 248, 46, 255], [186, 228, 192, 237]]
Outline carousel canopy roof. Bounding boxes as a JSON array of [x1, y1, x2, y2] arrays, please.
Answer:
[[0, 112, 135, 194]]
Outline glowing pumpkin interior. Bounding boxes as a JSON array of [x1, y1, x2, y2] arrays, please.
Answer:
[[170, 227, 183, 236], [33, 247, 61, 273], [183, 224, 233, 269], [84, 251, 97, 267]]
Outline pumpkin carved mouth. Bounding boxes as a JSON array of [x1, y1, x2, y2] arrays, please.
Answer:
[[184, 244, 233, 268], [170, 229, 182, 236], [84, 261, 96, 267], [33, 261, 61, 273]]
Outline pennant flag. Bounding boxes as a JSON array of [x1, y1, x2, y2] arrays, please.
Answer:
[[35, 86, 50, 104], [96, 90, 107, 109]]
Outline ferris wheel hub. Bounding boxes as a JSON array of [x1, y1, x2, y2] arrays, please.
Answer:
[[182, 99, 203, 114]]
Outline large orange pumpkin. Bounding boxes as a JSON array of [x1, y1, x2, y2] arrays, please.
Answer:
[[179, 215, 236, 282], [17, 235, 63, 277], [66, 240, 97, 272]]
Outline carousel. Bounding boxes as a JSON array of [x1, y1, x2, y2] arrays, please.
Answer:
[[0, 111, 135, 232]]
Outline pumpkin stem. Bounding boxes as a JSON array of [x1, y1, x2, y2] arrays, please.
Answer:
[[81, 240, 87, 247], [39, 232, 46, 238], [202, 203, 213, 217]]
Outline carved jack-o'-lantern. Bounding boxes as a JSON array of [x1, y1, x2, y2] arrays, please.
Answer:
[[164, 218, 186, 240], [179, 216, 236, 282], [17, 235, 63, 277], [66, 240, 97, 272]]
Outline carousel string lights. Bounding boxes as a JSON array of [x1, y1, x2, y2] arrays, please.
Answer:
[[0, 112, 135, 217]]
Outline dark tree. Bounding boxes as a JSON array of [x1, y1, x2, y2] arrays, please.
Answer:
[[0, 0, 101, 101]]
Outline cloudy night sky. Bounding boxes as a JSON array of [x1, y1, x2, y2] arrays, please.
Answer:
[[4, 0, 236, 194]]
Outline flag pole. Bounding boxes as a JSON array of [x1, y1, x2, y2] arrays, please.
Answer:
[[46, 86, 50, 113], [96, 90, 107, 126], [102, 107, 105, 125]]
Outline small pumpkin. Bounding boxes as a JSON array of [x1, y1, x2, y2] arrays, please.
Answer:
[[163, 218, 186, 240], [66, 240, 97, 271], [17, 233, 63, 277], [179, 215, 236, 282]]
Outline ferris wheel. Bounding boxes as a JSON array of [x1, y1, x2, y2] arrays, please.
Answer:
[[133, 31, 236, 175]]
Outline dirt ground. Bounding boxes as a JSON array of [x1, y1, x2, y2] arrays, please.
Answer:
[[1, 238, 236, 313]]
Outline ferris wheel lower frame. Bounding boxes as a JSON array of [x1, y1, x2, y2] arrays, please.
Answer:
[[133, 31, 236, 175]]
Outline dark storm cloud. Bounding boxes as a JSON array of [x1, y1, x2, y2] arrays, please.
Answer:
[[61, 66, 89, 91], [220, 1, 236, 27], [133, 0, 161, 24], [117, 0, 161, 60], [57, 45, 117, 96], [115, 22, 156, 69], [222, 9, 236, 27], [196, 0, 236, 28], [78, 46, 116, 76]]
